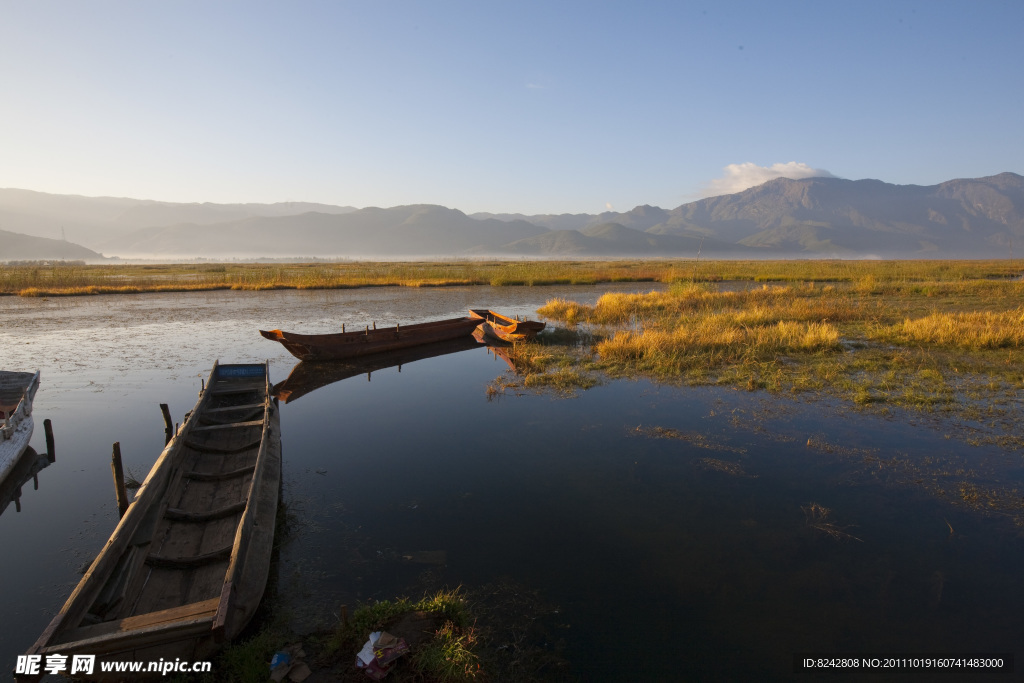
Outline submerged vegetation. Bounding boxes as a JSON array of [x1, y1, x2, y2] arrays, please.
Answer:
[[1, 258, 1021, 296]]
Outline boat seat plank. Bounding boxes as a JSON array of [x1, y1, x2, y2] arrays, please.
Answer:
[[204, 402, 265, 414], [209, 384, 264, 396], [144, 545, 233, 569], [62, 598, 221, 645], [184, 438, 261, 455], [192, 419, 264, 432], [165, 501, 246, 522], [184, 464, 256, 482]]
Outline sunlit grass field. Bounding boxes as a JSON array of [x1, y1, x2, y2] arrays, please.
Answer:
[[533, 270, 1023, 437], [1, 258, 1020, 296]]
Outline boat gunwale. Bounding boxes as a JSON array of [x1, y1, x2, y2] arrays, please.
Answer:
[[260, 316, 482, 361], [260, 316, 479, 344]]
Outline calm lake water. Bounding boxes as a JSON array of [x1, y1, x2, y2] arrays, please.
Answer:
[[1, 285, 1022, 681]]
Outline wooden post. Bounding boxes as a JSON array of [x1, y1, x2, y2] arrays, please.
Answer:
[[342, 323, 345, 333], [43, 418, 55, 463], [160, 404, 174, 444], [373, 321, 376, 330], [111, 442, 129, 518]]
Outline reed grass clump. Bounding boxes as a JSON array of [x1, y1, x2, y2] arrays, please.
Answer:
[[534, 263, 1024, 434], [871, 308, 1024, 349], [597, 319, 841, 372]]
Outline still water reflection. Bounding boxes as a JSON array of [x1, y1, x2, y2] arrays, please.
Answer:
[[1, 285, 1021, 680]]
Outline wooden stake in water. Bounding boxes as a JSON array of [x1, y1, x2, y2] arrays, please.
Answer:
[[43, 418, 55, 463], [160, 403, 174, 444], [111, 442, 129, 518]]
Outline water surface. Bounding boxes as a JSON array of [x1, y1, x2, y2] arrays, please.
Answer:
[[1, 284, 1021, 680]]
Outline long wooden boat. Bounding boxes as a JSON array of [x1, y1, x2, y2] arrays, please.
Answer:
[[260, 316, 481, 361], [22, 362, 281, 678], [272, 336, 482, 404], [469, 309, 546, 342], [0, 370, 40, 487]]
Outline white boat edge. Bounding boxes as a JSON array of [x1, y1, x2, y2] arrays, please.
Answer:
[[0, 370, 40, 483]]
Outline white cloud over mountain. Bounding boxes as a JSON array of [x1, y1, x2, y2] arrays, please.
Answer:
[[702, 162, 837, 197]]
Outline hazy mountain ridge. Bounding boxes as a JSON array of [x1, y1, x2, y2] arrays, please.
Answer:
[[0, 188, 357, 247], [92, 205, 547, 258], [1, 173, 1021, 260], [0, 229, 104, 261]]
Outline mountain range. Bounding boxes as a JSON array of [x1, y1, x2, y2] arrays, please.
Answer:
[[1, 172, 1022, 261]]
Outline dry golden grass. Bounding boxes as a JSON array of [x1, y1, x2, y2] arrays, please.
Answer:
[[597, 319, 841, 368], [534, 268, 1024, 433], [871, 307, 1024, 349], [2, 258, 1021, 297]]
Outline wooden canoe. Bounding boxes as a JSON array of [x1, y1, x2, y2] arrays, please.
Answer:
[[21, 362, 281, 677], [469, 309, 546, 342], [272, 335, 482, 404], [0, 371, 40, 487], [260, 316, 481, 361]]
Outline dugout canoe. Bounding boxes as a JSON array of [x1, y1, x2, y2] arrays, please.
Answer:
[[0, 371, 40, 488], [469, 309, 546, 342], [259, 316, 481, 361], [21, 362, 281, 677]]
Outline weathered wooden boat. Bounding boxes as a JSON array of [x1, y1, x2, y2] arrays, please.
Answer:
[[260, 316, 481, 361], [22, 362, 281, 677], [469, 309, 546, 342], [272, 336, 482, 404], [0, 370, 40, 487]]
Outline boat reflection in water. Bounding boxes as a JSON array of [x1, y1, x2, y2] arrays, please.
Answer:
[[272, 336, 484, 404], [0, 446, 53, 517]]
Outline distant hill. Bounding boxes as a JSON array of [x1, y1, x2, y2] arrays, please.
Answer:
[[3, 173, 1022, 259], [99, 205, 548, 258], [482, 173, 1024, 258], [0, 229, 104, 261], [0, 188, 357, 248], [479, 222, 741, 257]]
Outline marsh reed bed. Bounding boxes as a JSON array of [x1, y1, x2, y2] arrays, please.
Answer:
[[528, 268, 1024, 525], [0, 260, 669, 296], [2, 258, 1020, 296], [538, 277, 1024, 397]]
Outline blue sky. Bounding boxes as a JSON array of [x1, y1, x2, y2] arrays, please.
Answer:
[[1, 1, 1021, 214]]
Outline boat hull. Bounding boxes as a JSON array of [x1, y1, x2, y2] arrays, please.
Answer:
[[21, 362, 281, 679], [260, 316, 481, 361], [0, 415, 34, 485], [0, 371, 40, 486], [469, 309, 546, 341]]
